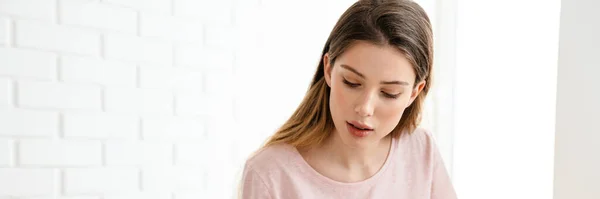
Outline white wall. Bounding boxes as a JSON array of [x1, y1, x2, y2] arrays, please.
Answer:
[[427, 0, 458, 178], [553, 0, 600, 198], [0, 0, 360, 198], [451, 0, 561, 198], [0, 0, 238, 198]]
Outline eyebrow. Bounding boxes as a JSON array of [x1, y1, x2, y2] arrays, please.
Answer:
[[340, 64, 410, 86]]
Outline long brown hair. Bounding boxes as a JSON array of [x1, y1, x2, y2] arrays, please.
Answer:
[[262, 0, 434, 150]]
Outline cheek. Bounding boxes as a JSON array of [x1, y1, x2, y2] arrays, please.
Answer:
[[380, 105, 404, 122], [330, 82, 349, 111], [376, 101, 407, 130]]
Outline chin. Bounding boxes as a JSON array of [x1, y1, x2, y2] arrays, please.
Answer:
[[336, 129, 377, 148]]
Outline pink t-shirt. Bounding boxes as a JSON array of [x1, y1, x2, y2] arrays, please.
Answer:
[[240, 128, 458, 199]]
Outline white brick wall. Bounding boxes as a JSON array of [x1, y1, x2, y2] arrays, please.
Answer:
[[142, 116, 204, 140], [63, 112, 138, 139], [0, 78, 10, 108], [0, 109, 58, 137], [60, 0, 138, 34], [31, 197, 101, 199], [103, 192, 170, 199], [141, 166, 205, 193], [0, 0, 359, 198], [0, 168, 57, 196], [19, 139, 102, 166], [103, 0, 172, 15], [0, 17, 8, 45], [0, 139, 11, 166], [104, 34, 172, 65], [15, 20, 100, 56], [104, 88, 173, 115], [18, 81, 102, 110], [139, 67, 203, 91], [173, 0, 233, 25], [140, 14, 203, 43], [0, 48, 57, 80], [105, 140, 172, 167], [60, 56, 137, 88], [63, 168, 138, 194], [0, 0, 56, 22]]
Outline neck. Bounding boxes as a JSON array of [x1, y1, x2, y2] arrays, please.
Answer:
[[321, 130, 392, 170]]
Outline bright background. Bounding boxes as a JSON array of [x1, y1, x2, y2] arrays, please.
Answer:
[[1, 0, 598, 198]]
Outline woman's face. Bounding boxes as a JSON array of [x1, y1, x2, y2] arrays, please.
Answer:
[[324, 40, 425, 148]]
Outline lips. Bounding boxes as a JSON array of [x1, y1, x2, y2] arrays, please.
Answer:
[[347, 121, 373, 130], [346, 121, 374, 138]]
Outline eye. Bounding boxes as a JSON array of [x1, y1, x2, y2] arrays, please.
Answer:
[[343, 78, 360, 88], [382, 91, 401, 99]]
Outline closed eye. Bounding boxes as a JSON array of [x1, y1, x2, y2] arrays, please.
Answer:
[[343, 78, 360, 87], [382, 91, 401, 99], [344, 78, 401, 99]]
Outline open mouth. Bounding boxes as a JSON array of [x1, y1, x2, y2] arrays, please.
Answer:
[[346, 121, 374, 137], [347, 121, 373, 130], [349, 123, 372, 130]]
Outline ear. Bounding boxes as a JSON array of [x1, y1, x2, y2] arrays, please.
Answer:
[[407, 80, 426, 107], [323, 53, 332, 87]]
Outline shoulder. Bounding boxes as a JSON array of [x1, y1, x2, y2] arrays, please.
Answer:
[[398, 126, 437, 150], [242, 143, 299, 176], [240, 144, 297, 199], [394, 127, 442, 167]]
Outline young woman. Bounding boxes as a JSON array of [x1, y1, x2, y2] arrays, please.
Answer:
[[239, 0, 457, 198]]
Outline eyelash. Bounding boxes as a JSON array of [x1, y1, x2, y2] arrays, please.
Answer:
[[342, 78, 401, 99]]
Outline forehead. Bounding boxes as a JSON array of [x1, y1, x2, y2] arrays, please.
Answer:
[[335, 41, 415, 83]]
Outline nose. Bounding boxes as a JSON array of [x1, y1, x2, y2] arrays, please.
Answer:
[[354, 91, 375, 117]]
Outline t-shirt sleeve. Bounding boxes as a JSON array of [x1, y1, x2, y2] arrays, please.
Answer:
[[239, 164, 273, 199], [430, 139, 458, 199]]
